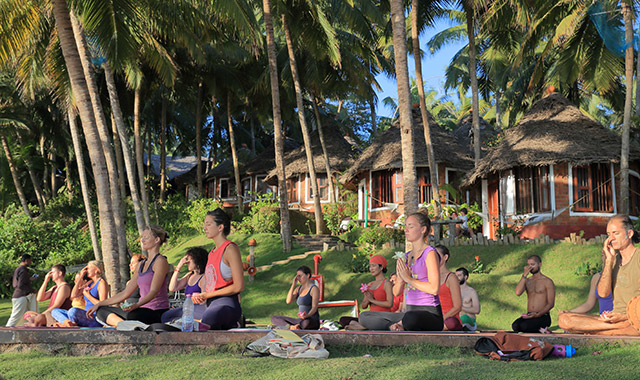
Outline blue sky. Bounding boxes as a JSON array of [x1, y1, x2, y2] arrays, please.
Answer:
[[374, 19, 468, 118]]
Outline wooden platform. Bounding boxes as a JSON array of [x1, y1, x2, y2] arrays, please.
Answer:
[[1, 328, 639, 356]]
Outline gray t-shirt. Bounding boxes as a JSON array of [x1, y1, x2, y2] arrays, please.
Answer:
[[12, 265, 34, 298]]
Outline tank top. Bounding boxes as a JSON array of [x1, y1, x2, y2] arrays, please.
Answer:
[[369, 278, 392, 312], [84, 279, 102, 310], [205, 240, 236, 292], [405, 246, 440, 307], [185, 274, 204, 296], [49, 284, 72, 310], [439, 273, 461, 322], [138, 254, 170, 310], [297, 284, 319, 320], [595, 277, 614, 314]]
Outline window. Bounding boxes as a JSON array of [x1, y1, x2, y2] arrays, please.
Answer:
[[573, 163, 613, 213], [514, 166, 551, 214], [418, 168, 432, 204], [287, 177, 299, 203], [371, 170, 393, 208], [309, 174, 329, 201], [242, 178, 251, 202], [255, 175, 274, 196], [205, 180, 215, 198], [220, 179, 230, 199], [394, 171, 403, 202], [446, 169, 463, 205]]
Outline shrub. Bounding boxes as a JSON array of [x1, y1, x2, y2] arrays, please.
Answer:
[[322, 190, 358, 235], [234, 193, 280, 234], [575, 261, 602, 276], [186, 198, 223, 232], [356, 225, 403, 249], [350, 250, 371, 273]]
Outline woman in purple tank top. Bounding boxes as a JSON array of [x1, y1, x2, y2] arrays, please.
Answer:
[[360, 213, 444, 331], [88, 225, 170, 327], [161, 247, 208, 323]]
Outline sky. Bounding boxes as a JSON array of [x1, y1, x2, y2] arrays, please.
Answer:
[[374, 19, 468, 118]]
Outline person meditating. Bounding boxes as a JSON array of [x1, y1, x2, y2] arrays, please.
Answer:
[[52, 261, 109, 327], [512, 255, 555, 333], [191, 209, 244, 330], [24, 264, 71, 327], [435, 245, 463, 331], [359, 212, 443, 331], [89, 225, 170, 327], [161, 247, 208, 323], [559, 215, 640, 335], [339, 255, 393, 330], [456, 267, 481, 331], [271, 265, 320, 330], [558, 251, 612, 327]]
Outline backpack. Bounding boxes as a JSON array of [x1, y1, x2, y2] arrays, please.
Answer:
[[474, 331, 553, 361]]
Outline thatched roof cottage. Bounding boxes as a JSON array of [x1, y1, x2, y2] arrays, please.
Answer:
[[264, 123, 359, 212], [340, 108, 475, 226], [463, 93, 640, 239]]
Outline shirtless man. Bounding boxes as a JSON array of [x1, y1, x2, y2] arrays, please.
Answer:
[[558, 215, 640, 335], [456, 267, 480, 331], [512, 255, 555, 333]]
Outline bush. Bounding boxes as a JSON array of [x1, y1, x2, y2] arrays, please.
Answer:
[[575, 261, 602, 276], [185, 198, 223, 232], [349, 250, 372, 273], [234, 194, 280, 234], [356, 225, 403, 249], [322, 190, 358, 235]]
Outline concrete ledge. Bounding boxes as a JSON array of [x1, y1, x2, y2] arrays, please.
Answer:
[[1, 328, 639, 356]]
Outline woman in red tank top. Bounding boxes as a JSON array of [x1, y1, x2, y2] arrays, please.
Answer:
[[435, 245, 463, 331], [191, 208, 244, 330]]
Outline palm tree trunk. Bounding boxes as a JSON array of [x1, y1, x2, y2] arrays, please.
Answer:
[[111, 113, 127, 201], [160, 96, 167, 204], [250, 116, 256, 155], [312, 96, 335, 204], [40, 136, 51, 201], [621, 3, 633, 214], [65, 157, 73, 201], [263, 0, 292, 253], [68, 106, 101, 261], [69, 12, 128, 289], [1, 135, 32, 217], [18, 135, 46, 211], [51, 0, 120, 289], [412, 0, 440, 217], [104, 63, 146, 234], [466, 6, 481, 165], [196, 81, 204, 196], [282, 14, 326, 234], [495, 91, 502, 130], [49, 152, 57, 196], [369, 96, 377, 138], [390, 0, 419, 216], [227, 92, 243, 214], [134, 87, 151, 225]]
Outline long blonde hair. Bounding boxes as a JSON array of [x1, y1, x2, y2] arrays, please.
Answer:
[[87, 260, 104, 279]]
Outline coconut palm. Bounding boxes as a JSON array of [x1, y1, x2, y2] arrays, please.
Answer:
[[620, 1, 633, 214]]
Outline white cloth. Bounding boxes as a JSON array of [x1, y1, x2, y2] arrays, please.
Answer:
[[6, 293, 37, 327]]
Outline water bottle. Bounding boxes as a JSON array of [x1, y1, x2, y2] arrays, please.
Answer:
[[182, 294, 194, 332]]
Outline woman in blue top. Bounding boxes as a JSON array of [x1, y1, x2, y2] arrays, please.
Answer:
[[161, 247, 208, 323], [51, 260, 109, 327], [271, 265, 320, 330]]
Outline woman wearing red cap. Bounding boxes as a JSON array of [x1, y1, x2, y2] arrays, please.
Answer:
[[340, 254, 393, 329]]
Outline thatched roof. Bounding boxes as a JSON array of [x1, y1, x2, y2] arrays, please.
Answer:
[[264, 123, 359, 184], [204, 147, 255, 179], [340, 108, 475, 185], [244, 138, 300, 176], [452, 114, 497, 155], [144, 154, 209, 181], [463, 93, 640, 186]]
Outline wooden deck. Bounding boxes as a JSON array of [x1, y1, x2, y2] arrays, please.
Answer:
[[1, 328, 639, 356]]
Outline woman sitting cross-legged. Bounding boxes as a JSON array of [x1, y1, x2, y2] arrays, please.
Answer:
[[51, 261, 109, 327], [190, 209, 244, 330], [24, 264, 72, 327], [88, 225, 170, 327], [359, 212, 443, 331], [161, 247, 208, 323], [271, 265, 320, 330], [339, 255, 393, 330]]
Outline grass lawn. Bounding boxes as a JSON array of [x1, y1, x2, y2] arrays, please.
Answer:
[[1, 342, 639, 380]]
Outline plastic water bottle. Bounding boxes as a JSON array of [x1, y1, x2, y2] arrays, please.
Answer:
[[182, 295, 194, 332]]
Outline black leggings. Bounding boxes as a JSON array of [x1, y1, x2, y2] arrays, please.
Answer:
[[96, 306, 168, 326], [270, 315, 320, 330], [512, 313, 551, 333], [359, 305, 444, 331]]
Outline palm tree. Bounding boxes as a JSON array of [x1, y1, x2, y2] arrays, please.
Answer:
[[620, 1, 633, 214], [262, 0, 293, 253], [390, 0, 419, 216], [411, 0, 441, 217], [50, 0, 121, 290], [281, 12, 326, 234], [227, 91, 243, 214]]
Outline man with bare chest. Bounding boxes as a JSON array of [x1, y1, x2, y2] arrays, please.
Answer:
[[512, 255, 555, 333], [456, 267, 480, 331]]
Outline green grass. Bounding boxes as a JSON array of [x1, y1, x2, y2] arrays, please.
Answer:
[[1, 342, 639, 379]]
